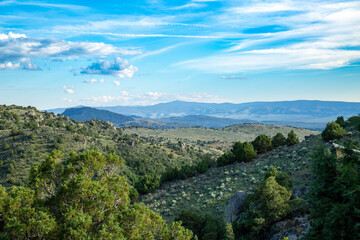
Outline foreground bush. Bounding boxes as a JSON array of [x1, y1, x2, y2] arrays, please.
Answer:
[[0, 150, 192, 239], [321, 121, 346, 141], [307, 145, 360, 239], [233, 168, 294, 239], [175, 210, 226, 240]]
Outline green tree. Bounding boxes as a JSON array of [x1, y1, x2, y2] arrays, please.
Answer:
[[0, 150, 192, 239], [252, 134, 273, 154], [307, 145, 360, 239], [335, 116, 345, 127], [321, 121, 346, 141], [234, 142, 257, 162], [286, 130, 299, 146], [272, 133, 287, 148]]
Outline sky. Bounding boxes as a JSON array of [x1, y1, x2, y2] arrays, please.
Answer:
[[0, 0, 359, 109]]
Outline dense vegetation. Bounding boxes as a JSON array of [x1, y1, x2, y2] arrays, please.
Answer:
[[307, 118, 360, 239], [0, 105, 209, 188], [0, 150, 192, 239]]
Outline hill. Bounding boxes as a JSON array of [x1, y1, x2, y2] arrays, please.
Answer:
[[124, 124, 319, 153], [63, 107, 134, 125], [155, 115, 257, 128], [0, 105, 208, 187]]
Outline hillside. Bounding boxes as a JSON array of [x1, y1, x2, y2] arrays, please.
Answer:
[[124, 124, 319, 153], [141, 134, 319, 221], [155, 115, 257, 128], [0, 105, 208, 187]]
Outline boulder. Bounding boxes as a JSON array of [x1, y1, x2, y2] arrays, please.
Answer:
[[225, 191, 248, 223]]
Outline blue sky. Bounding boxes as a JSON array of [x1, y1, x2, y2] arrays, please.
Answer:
[[0, 0, 359, 109]]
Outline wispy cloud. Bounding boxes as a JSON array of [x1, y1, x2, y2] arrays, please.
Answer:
[[0, 0, 88, 11], [113, 80, 120, 86], [81, 57, 138, 78], [132, 43, 185, 61], [177, 0, 360, 72], [63, 86, 75, 94], [170, 2, 206, 10], [81, 91, 228, 106], [219, 75, 248, 80]]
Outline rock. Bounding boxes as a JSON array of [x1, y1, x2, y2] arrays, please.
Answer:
[[291, 187, 308, 199], [269, 215, 310, 240], [225, 191, 248, 223]]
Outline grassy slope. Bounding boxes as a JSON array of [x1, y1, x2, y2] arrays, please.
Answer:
[[140, 134, 321, 222], [124, 124, 318, 154]]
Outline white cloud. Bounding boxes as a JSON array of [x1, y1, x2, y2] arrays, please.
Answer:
[[63, 86, 75, 94], [81, 57, 138, 78], [84, 78, 97, 83], [0, 61, 19, 69], [113, 80, 120, 86], [99, 79, 104, 83], [0, 32, 141, 70]]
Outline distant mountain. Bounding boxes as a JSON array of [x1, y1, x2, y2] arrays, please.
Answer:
[[62, 107, 189, 129], [99, 100, 360, 123], [46, 105, 85, 115], [63, 107, 134, 125], [156, 115, 257, 128]]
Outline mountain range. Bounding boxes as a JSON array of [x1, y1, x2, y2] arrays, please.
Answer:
[[50, 100, 360, 130]]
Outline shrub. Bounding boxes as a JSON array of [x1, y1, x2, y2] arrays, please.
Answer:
[[217, 152, 235, 167], [10, 127, 19, 136], [286, 130, 299, 146], [252, 134, 273, 154], [234, 172, 292, 238], [335, 116, 345, 127], [321, 121, 346, 141], [135, 175, 160, 194], [176, 210, 226, 240], [234, 142, 257, 162], [272, 133, 287, 148]]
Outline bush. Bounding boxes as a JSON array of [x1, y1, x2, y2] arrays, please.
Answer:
[[321, 121, 346, 141], [176, 210, 226, 240], [234, 170, 292, 238], [135, 175, 160, 194], [252, 134, 273, 154], [234, 142, 257, 162], [335, 116, 345, 127], [10, 127, 19, 136], [217, 152, 235, 167], [272, 133, 287, 148], [286, 130, 299, 146]]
